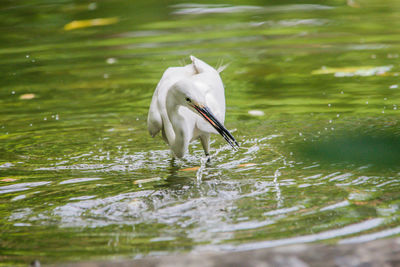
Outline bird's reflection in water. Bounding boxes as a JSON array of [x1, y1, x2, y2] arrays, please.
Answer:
[[156, 154, 216, 192], [161, 157, 195, 189]]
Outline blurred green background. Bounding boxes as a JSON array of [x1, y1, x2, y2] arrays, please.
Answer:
[[1, 0, 400, 265]]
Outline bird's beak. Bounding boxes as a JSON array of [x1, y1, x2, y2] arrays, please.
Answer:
[[192, 104, 239, 150]]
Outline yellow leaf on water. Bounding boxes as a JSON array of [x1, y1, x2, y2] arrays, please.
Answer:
[[312, 66, 372, 75], [237, 163, 257, 168], [1, 178, 17, 182], [311, 65, 392, 77], [134, 177, 162, 184], [64, 17, 119, 31], [19, 93, 35, 100], [180, 167, 200, 171]]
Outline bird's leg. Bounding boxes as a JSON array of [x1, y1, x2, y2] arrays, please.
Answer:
[[200, 134, 211, 161]]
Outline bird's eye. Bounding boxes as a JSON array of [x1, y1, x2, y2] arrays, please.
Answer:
[[185, 97, 191, 102]]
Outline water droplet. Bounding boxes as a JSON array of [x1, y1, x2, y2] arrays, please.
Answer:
[[328, 104, 331, 107], [26, 55, 30, 58], [106, 58, 117, 64], [55, 114, 59, 120], [11, 91, 15, 95], [88, 2, 97, 10], [366, 101, 369, 104], [389, 84, 398, 89], [248, 110, 265, 116], [384, 97, 387, 101], [299, 132, 302, 136], [382, 110, 385, 113], [329, 120, 332, 123], [336, 114, 340, 118], [340, 91, 344, 94], [29, 123, 33, 127], [43, 117, 47, 121]]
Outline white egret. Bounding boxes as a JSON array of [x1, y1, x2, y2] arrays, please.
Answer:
[[147, 55, 239, 158]]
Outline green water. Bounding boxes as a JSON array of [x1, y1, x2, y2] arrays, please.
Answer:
[[1, 0, 400, 265]]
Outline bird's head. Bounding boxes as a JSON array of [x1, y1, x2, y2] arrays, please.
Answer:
[[174, 82, 239, 150]]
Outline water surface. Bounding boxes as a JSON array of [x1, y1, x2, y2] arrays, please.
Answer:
[[1, 0, 400, 265]]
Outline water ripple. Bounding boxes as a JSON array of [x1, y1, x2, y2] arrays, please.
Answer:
[[0, 181, 51, 194], [59, 178, 102, 185], [216, 218, 384, 251], [339, 226, 400, 244], [171, 4, 333, 15]]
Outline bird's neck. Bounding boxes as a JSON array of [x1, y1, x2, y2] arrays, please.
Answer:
[[164, 88, 189, 157]]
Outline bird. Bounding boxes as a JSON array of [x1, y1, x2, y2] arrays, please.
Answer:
[[147, 55, 239, 158]]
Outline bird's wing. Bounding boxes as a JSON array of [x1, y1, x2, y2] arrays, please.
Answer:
[[147, 64, 194, 137], [147, 92, 162, 137]]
